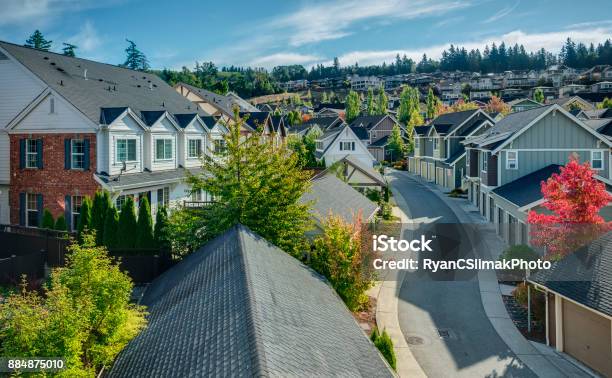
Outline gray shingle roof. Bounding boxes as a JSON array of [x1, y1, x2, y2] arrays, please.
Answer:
[[529, 231, 612, 317], [173, 113, 198, 128], [109, 225, 392, 377], [302, 172, 379, 225], [0, 41, 205, 124], [96, 167, 205, 191], [430, 109, 479, 134], [350, 125, 369, 140], [476, 105, 553, 148], [369, 135, 389, 147], [301, 116, 344, 131], [492, 164, 561, 207], [349, 115, 388, 130], [413, 125, 431, 136]]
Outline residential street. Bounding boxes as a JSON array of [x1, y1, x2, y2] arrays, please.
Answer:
[[387, 170, 536, 378]]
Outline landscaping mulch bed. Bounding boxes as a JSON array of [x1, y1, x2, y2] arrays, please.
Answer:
[[502, 295, 545, 343], [354, 295, 377, 334]]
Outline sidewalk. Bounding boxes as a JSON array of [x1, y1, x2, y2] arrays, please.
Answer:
[[400, 171, 594, 378]]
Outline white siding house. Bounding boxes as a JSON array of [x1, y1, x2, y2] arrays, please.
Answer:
[[315, 125, 376, 168]]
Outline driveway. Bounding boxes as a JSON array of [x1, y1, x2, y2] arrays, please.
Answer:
[[387, 171, 535, 378]]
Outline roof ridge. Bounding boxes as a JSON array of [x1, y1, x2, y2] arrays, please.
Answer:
[[236, 225, 270, 376]]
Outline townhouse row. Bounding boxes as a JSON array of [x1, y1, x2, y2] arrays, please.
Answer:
[[0, 41, 282, 231], [408, 104, 612, 247]]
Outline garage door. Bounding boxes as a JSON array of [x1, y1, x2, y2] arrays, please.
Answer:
[[436, 167, 444, 186], [420, 161, 427, 178], [563, 299, 612, 377], [446, 168, 454, 189], [428, 163, 434, 181]]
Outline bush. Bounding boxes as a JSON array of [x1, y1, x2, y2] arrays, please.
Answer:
[[380, 202, 392, 220], [54, 214, 67, 231], [117, 197, 137, 249], [499, 244, 539, 262], [370, 327, 396, 370], [383, 186, 390, 203], [91, 191, 110, 246], [154, 206, 171, 251], [512, 282, 545, 324], [365, 189, 381, 203], [103, 206, 119, 249], [76, 196, 92, 243], [0, 236, 147, 375], [41, 209, 55, 229], [135, 196, 155, 249]]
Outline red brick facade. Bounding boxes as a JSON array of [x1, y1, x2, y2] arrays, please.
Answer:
[[9, 133, 100, 225]]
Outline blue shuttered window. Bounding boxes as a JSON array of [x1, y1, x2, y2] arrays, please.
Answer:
[[36, 139, 43, 169], [19, 139, 25, 169], [83, 139, 90, 170], [64, 139, 71, 169]]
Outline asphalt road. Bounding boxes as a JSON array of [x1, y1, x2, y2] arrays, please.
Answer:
[[388, 171, 535, 378]]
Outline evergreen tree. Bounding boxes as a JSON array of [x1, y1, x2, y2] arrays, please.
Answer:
[[117, 197, 138, 249], [42, 209, 55, 229], [345, 90, 361, 123], [91, 191, 109, 246], [533, 88, 545, 103], [366, 87, 377, 115], [62, 43, 77, 57], [122, 39, 149, 71], [386, 124, 405, 162], [25, 30, 52, 51], [426, 87, 437, 120], [154, 206, 171, 251], [76, 197, 92, 242], [398, 86, 412, 125], [54, 215, 67, 231], [135, 197, 155, 249], [321, 91, 329, 103], [103, 206, 119, 249], [377, 87, 388, 115]]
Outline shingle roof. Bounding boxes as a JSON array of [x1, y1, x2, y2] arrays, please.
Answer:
[[492, 164, 561, 207], [429, 109, 479, 134], [140, 110, 165, 126], [96, 167, 205, 191], [199, 115, 218, 130], [413, 125, 431, 136], [301, 116, 343, 130], [109, 225, 392, 377], [432, 123, 453, 134], [173, 113, 198, 128], [302, 172, 379, 225], [341, 155, 386, 186], [476, 105, 553, 148], [529, 231, 612, 317], [349, 115, 388, 130], [369, 135, 389, 147], [240, 111, 270, 131], [350, 125, 369, 140], [0, 41, 205, 125]]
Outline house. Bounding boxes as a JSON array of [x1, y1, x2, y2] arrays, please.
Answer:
[[507, 98, 542, 113], [0, 41, 215, 229], [559, 83, 588, 97], [316, 107, 344, 118], [348, 114, 405, 162], [545, 96, 595, 111], [314, 124, 375, 168], [528, 232, 612, 377], [529, 86, 557, 101], [591, 81, 612, 93], [174, 82, 258, 120], [469, 90, 492, 101], [349, 75, 383, 91], [301, 172, 379, 234], [109, 224, 392, 377], [338, 155, 387, 191], [407, 109, 494, 190], [288, 116, 344, 137], [580, 64, 612, 82], [463, 104, 612, 246]]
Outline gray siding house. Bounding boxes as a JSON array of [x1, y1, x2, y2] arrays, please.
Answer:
[[407, 109, 494, 189], [463, 104, 612, 246], [348, 115, 405, 162]]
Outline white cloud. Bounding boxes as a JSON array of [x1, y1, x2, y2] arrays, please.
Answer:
[[66, 21, 101, 53], [482, 0, 520, 24], [250, 53, 323, 68], [0, 0, 125, 26], [269, 0, 472, 47], [327, 26, 612, 67]]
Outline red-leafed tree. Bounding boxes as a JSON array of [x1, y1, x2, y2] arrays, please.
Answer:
[[527, 155, 612, 259]]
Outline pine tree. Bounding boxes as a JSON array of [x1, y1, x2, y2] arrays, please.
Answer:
[[345, 90, 361, 123], [103, 206, 119, 249], [117, 197, 138, 249], [122, 39, 149, 71], [42, 209, 55, 229], [25, 30, 52, 51], [533, 88, 545, 103], [366, 87, 377, 115], [377, 87, 388, 115], [76, 197, 92, 243], [54, 215, 67, 231], [62, 43, 77, 57], [154, 206, 171, 251], [321, 91, 329, 103], [135, 197, 155, 249], [91, 191, 109, 246]]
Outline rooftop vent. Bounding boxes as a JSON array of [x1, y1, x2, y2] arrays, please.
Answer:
[[43, 56, 49, 60], [84, 69, 88, 80], [98, 78, 103, 82], [57, 67, 65, 72], [50, 62, 56, 66], [137, 84, 141, 88]]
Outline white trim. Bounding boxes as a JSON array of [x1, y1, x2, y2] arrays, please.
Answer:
[[448, 152, 466, 166], [465, 119, 494, 138], [445, 109, 495, 139], [498, 148, 608, 152], [505, 150, 518, 170], [590, 150, 604, 170], [106, 108, 148, 131]]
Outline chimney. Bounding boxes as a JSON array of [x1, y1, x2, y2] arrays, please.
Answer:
[[84, 69, 88, 80]]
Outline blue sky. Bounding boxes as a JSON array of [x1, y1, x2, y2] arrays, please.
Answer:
[[0, 0, 611, 70]]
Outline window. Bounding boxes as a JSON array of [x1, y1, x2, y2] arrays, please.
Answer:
[[71, 139, 85, 169], [433, 138, 439, 151], [26, 193, 39, 227], [191, 190, 202, 202], [71, 195, 83, 231], [213, 139, 226, 154], [157, 187, 170, 208], [26, 139, 38, 168], [340, 141, 355, 151], [188, 139, 202, 158], [591, 150, 603, 170], [482, 152, 488, 171], [115, 194, 133, 210], [414, 138, 420, 149], [155, 139, 173, 160], [506, 150, 518, 170], [315, 141, 324, 150], [116, 139, 136, 162]]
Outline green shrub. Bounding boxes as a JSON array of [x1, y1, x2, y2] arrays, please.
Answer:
[[117, 197, 137, 249], [512, 282, 545, 323], [135, 196, 155, 249], [91, 191, 110, 246], [380, 202, 392, 220], [499, 244, 539, 262], [370, 327, 396, 370], [103, 206, 119, 249], [365, 189, 381, 203], [76, 196, 92, 243], [54, 214, 67, 231], [154, 206, 171, 251], [383, 186, 390, 202], [41, 209, 55, 229]]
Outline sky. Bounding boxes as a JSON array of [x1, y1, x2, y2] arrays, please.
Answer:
[[0, 0, 611, 71]]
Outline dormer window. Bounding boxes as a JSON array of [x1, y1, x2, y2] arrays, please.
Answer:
[[116, 139, 137, 162], [155, 139, 173, 161], [433, 138, 439, 151]]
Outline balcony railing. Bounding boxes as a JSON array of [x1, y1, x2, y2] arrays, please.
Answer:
[[183, 201, 215, 208]]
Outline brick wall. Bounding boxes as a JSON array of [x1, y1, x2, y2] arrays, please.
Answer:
[[9, 133, 99, 225]]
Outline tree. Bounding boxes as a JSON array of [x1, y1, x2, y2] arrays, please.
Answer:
[[598, 97, 612, 109], [135, 196, 155, 249], [154, 206, 171, 251], [386, 124, 405, 162], [527, 155, 612, 259], [76, 197, 92, 243], [366, 87, 377, 115], [54, 215, 67, 231], [485, 96, 510, 115], [426, 87, 437, 120], [370, 328, 397, 370], [533, 88, 545, 104], [62, 43, 77, 57], [321, 91, 329, 103], [183, 111, 312, 257], [103, 206, 119, 249], [117, 197, 138, 249], [377, 87, 388, 115], [91, 191, 110, 246], [24, 30, 52, 51], [41, 209, 55, 229], [122, 39, 149, 71], [345, 90, 361, 123], [310, 213, 376, 311], [0, 236, 146, 375]]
